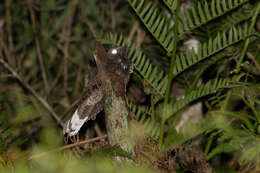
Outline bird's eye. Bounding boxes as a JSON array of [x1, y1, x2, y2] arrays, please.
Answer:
[[111, 49, 117, 55]]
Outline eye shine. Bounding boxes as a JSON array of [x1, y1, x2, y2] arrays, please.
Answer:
[[111, 49, 117, 55]]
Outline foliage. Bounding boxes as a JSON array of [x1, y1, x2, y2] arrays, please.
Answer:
[[0, 0, 260, 172]]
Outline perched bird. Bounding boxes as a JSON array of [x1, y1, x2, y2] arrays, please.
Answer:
[[63, 43, 133, 137]]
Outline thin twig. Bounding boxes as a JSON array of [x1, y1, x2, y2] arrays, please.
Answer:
[[28, 2, 49, 94], [235, 3, 260, 72], [32, 4, 66, 12], [246, 52, 260, 72], [60, 0, 78, 92], [111, 0, 120, 32], [136, 28, 146, 49], [5, 0, 16, 68], [17, 47, 27, 74], [0, 58, 64, 127], [28, 135, 107, 160], [0, 20, 4, 58], [127, 22, 138, 43], [100, 5, 105, 36], [72, 62, 82, 98], [36, 38, 49, 93], [71, 134, 83, 155], [46, 62, 64, 97], [94, 123, 103, 137], [82, 16, 98, 39]]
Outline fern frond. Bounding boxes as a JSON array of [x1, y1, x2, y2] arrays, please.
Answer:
[[103, 20, 256, 98], [162, 0, 177, 12], [172, 22, 256, 77], [128, 0, 175, 53], [176, 0, 250, 36], [103, 33, 168, 97], [206, 115, 260, 164], [129, 103, 160, 139], [218, 3, 256, 32], [165, 78, 239, 120], [128, 0, 250, 54]]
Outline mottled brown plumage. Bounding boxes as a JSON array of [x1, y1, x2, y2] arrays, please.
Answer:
[[94, 43, 133, 99], [63, 71, 104, 136], [63, 42, 133, 137], [77, 72, 104, 120]]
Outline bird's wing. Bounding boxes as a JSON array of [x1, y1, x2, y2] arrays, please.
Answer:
[[63, 73, 104, 136]]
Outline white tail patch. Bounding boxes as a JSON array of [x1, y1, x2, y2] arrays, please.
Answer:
[[94, 55, 97, 61], [64, 109, 89, 136]]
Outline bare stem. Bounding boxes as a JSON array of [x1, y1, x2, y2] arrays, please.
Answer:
[[0, 58, 64, 127], [235, 2, 260, 72], [159, 0, 181, 146], [28, 3, 49, 94], [28, 135, 107, 160]]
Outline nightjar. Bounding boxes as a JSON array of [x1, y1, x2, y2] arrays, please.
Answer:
[[63, 42, 133, 136]]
